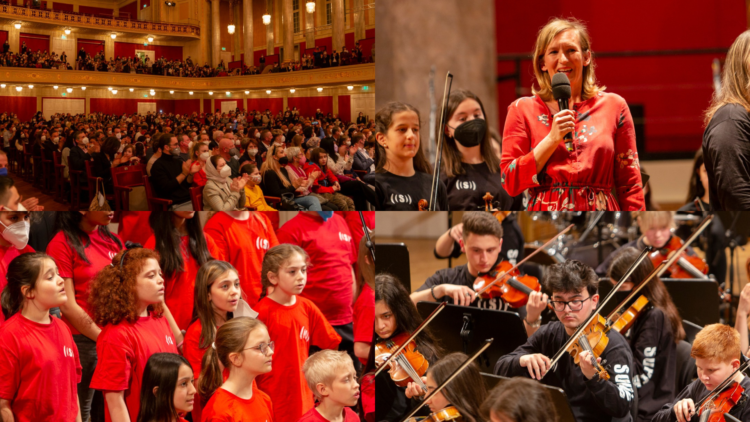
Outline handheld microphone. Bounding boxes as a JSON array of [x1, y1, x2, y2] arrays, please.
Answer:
[[551, 72, 574, 152]]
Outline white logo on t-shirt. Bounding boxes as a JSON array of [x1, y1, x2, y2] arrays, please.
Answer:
[[166, 335, 174, 346], [256, 237, 270, 250], [506, 249, 519, 266], [390, 193, 412, 205], [300, 326, 310, 342], [614, 364, 634, 401], [63, 345, 74, 358], [108, 251, 117, 260], [455, 180, 477, 191], [338, 232, 352, 242]]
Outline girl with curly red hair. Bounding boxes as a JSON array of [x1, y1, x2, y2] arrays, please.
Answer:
[[88, 248, 183, 422]]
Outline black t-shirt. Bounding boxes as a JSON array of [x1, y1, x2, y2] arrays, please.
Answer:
[[364, 171, 449, 211], [703, 103, 750, 210], [440, 162, 523, 211], [652, 375, 750, 422], [436, 214, 526, 266], [624, 306, 677, 422], [495, 321, 636, 422]]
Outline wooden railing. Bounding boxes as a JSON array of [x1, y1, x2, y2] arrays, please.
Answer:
[[0, 4, 200, 37]]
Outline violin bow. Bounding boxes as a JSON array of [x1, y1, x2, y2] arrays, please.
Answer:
[[475, 224, 575, 297], [428, 71, 453, 211], [605, 215, 714, 325], [359, 211, 375, 263], [373, 301, 447, 378], [398, 338, 494, 422], [544, 246, 653, 377]]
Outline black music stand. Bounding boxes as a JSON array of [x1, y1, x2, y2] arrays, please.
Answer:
[[481, 373, 578, 422], [375, 243, 411, 293], [598, 279, 720, 327], [416, 301, 527, 373]]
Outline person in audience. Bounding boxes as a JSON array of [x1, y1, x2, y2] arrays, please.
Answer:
[[46, 211, 123, 422], [239, 163, 276, 211], [261, 144, 325, 211], [189, 139, 209, 187], [352, 133, 375, 174], [203, 155, 248, 211], [149, 134, 198, 211], [0, 177, 25, 211], [136, 353, 195, 422], [307, 148, 355, 211], [68, 131, 91, 200]]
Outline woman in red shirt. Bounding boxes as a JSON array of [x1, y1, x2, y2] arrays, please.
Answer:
[[0, 253, 82, 422], [190, 141, 209, 187], [199, 317, 275, 422], [500, 18, 644, 211], [144, 211, 219, 331], [136, 353, 196, 422], [46, 211, 123, 422], [88, 248, 182, 422], [183, 260, 244, 422]]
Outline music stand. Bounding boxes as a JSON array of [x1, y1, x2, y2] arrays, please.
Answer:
[[481, 373, 578, 422], [416, 301, 527, 373], [375, 243, 411, 293], [598, 279, 720, 327]]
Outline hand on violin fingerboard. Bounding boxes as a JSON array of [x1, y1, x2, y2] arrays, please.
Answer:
[[526, 291, 549, 322], [519, 353, 550, 380], [404, 378, 428, 399], [672, 398, 696, 422], [577, 350, 602, 380]]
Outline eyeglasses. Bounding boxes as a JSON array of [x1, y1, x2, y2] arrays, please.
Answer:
[[549, 296, 591, 312], [243, 341, 275, 356]]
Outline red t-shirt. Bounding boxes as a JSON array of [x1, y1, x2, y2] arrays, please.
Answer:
[[46, 229, 123, 335], [361, 373, 375, 422], [144, 233, 220, 330], [0, 243, 35, 324], [90, 314, 179, 422], [256, 296, 342, 422], [352, 283, 374, 366], [193, 167, 207, 187], [203, 212, 279, 306], [0, 314, 82, 422], [202, 384, 274, 422], [338, 211, 375, 258], [117, 211, 153, 246], [298, 406, 360, 422], [277, 213, 356, 325]]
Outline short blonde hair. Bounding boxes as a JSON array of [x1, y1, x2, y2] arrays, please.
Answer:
[[636, 211, 674, 232], [302, 349, 354, 400], [532, 18, 605, 102], [691, 323, 741, 363]]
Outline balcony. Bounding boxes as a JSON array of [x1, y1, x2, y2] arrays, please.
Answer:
[[0, 4, 200, 40], [0, 63, 375, 90]]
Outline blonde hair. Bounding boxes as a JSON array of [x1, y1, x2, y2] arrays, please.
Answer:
[[259, 144, 291, 187], [691, 323, 741, 363], [635, 211, 674, 232], [532, 18, 605, 102], [705, 30, 750, 126], [302, 349, 354, 400]]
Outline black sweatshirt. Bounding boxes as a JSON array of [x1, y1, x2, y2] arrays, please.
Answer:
[[364, 171, 449, 211], [440, 161, 524, 211], [494, 320, 635, 422], [625, 306, 676, 422], [652, 375, 750, 422], [703, 103, 750, 210]]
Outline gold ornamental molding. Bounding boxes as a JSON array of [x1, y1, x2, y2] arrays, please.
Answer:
[[0, 64, 375, 90], [0, 5, 200, 39]]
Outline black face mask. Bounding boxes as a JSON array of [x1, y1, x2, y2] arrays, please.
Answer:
[[451, 118, 487, 148], [279, 157, 289, 166]]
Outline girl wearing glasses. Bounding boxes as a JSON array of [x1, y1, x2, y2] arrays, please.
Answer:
[[608, 247, 684, 422], [88, 248, 183, 422], [254, 244, 342, 422], [494, 260, 636, 422], [199, 317, 274, 422]]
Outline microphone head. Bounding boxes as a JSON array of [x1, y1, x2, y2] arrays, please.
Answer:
[[551, 72, 571, 100]]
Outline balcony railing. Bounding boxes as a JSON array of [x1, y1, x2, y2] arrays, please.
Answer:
[[0, 4, 200, 37]]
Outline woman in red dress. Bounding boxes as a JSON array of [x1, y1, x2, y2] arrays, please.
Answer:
[[500, 18, 645, 211]]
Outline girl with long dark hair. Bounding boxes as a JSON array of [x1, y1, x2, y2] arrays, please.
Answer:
[[136, 353, 195, 422]]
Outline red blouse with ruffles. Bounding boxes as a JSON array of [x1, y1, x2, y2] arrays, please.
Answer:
[[500, 92, 644, 211]]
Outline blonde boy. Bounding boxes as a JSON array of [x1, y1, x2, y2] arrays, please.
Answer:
[[299, 350, 361, 422]]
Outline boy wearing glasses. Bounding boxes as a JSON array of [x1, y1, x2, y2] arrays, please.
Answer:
[[494, 260, 636, 422]]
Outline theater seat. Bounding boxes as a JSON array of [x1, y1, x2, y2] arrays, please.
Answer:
[[111, 164, 146, 211], [143, 176, 172, 211], [190, 185, 204, 211]]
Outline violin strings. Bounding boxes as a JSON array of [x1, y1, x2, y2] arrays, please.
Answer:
[[387, 340, 428, 391]]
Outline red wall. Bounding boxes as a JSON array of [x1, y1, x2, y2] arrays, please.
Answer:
[[77, 39, 104, 57], [119, 1, 138, 20], [90, 98, 175, 115], [287, 96, 333, 118], [315, 37, 332, 53], [0, 31, 7, 50], [495, 0, 745, 156], [174, 99, 200, 115], [20, 33, 49, 53], [203, 99, 211, 114], [247, 98, 283, 115], [52, 2, 73, 12], [337, 95, 351, 122], [0, 97, 37, 121], [79, 5, 113, 17], [345, 32, 355, 52], [114, 42, 183, 61]]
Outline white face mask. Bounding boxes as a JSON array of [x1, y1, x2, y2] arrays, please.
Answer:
[[255, 132, 261, 138], [192, 135, 198, 142], [41, 135, 46, 141], [81, 137, 89, 145], [199, 151, 210, 161], [188, 141, 194, 150], [250, 174, 261, 184], [53, 137, 59, 144], [115, 133, 121, 139], [248, 149, 258, 157], [0, 219, 30, 249], [235, 139, 241, 146], [219, 165, 231, 178]]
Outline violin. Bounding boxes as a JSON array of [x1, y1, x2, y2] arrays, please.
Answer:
[[375, 332, 430, 391], [697, 381, 745, 422], [649, 236, 709, 279], [482, 192, 511, 224], [418, 199, 429, 211], [472, 261, 542, 308], [609, 295, 651, 335], [405, 406, 463, 422]]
